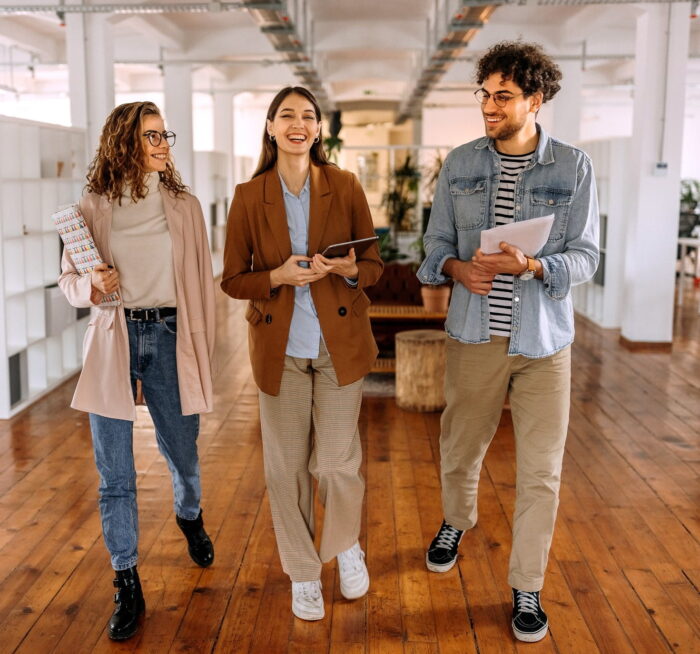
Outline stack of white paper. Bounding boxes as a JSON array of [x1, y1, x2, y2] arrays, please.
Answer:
[[480, 214, 555, 256]]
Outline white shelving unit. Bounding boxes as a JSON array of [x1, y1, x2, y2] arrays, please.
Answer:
[[572, 138, 632, 329], [0, 116, 89, 419]]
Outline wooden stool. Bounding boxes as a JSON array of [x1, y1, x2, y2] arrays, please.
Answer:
[[395, 329, 446, 412]]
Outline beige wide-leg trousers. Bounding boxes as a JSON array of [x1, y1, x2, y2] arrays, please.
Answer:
[[440, 336, 571, 592], [258, 342, 365, 582]]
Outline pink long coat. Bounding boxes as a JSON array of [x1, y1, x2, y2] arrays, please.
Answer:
[[58, 187, 216, 421]]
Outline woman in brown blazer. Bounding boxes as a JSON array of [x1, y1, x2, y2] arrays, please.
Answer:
[[58, 102, 215, 641], [221, 86, 383, 621]]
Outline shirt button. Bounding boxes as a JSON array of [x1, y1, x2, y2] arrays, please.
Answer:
[[548, 199, 554, 205], [514, 297, 520, 302], [515, 204, 521, 211], [338, 306, 347, 317]]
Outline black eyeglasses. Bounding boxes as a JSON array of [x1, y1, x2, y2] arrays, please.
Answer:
[[474, 89, 524, 108], [143, 130, 176, 147]]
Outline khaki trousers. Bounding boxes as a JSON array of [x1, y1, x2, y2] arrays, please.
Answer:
[[258, 342, 365, 582], [441, 336, 571, 592]]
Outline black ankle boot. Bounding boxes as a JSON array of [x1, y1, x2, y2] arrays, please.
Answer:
[[108, 566, 145, 641], [176, 510, 214, 567]]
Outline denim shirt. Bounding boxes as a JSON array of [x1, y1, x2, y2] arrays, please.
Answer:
[[417, 124, 600, 358], [280, 174, 322, 358]]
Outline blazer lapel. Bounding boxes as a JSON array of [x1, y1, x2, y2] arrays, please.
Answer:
[[160, 186, 186, 289], [91, 195, 114, 265], [307, 164, 332, 257], [263, 169, 292, 262]]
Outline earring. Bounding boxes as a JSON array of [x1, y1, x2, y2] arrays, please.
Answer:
[[313, 136, 320, 143], [269, 133, 275, 141]]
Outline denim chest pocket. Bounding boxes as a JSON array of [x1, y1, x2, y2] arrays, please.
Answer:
[[529, 187, 573, 242], [449, 177, 488, 230]]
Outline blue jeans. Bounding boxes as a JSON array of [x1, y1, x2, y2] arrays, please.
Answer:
[[89, 315, 201, 571]]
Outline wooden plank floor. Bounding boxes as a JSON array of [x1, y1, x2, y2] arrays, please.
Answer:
[[0, 285, 698, 654]]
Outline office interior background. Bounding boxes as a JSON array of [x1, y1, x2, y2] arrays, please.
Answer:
[[0, 1, 698, 652]]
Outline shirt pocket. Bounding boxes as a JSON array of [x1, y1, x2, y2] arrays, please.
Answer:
[[449, 177, 488, 230], [529, 187, 573, 242]]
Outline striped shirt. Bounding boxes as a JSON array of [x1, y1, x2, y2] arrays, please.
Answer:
[[487, 150, 533, 337]]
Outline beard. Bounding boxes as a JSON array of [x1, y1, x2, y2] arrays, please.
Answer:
[[484, 113, 528, 142]]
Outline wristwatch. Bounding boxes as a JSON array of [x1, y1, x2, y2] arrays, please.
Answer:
[[518, 257, 537, 281]]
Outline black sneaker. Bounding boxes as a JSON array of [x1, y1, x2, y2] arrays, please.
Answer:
[[511, 588, 548, 642], [426, 520, 464, 572]]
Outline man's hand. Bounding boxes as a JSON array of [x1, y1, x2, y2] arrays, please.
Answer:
[[270, 254, 328, 288], [472, 242, 528, 276], [444, 258, 494, 296], [310, 248, 359, 280]]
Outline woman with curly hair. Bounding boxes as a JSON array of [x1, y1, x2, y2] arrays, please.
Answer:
[[58, 101, 216, 640]]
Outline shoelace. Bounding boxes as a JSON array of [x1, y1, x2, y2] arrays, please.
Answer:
[[338, 545, 365, 574], [297, 581, 321, 601], [515, 590, 540, 614], [434, 523, 461, 549]]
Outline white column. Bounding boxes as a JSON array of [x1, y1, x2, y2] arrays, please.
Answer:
[[66, 12, 115, 156], [551, 60, 583, 144], [213, 91, 235, 193], [163, 64, 194, 190], [621, 4, 690, 346]]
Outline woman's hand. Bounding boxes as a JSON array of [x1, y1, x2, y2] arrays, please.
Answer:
[[91, 262, 120, 295], [270, 254, 328, 288], [310, 248, 359, 280]]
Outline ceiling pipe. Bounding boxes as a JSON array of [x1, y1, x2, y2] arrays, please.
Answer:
[[242, 0, 334, 113], [0, 2, 283, 14], [395, 3, 497, 125]]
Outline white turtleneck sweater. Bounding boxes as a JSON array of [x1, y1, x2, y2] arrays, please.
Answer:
[[110, 172, 177, 308]]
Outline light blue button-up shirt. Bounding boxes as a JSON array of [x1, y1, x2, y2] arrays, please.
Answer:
[[279, 173, 322, 358]]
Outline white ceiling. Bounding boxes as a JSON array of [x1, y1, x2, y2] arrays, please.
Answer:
[[0, 1, 698, 107]]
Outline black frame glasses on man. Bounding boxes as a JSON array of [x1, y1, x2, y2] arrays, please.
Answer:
[[474, 89, 525, 108], [143, 130, 176, 147]]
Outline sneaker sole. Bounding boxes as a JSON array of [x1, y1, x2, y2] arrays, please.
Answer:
[[292, 606, 325, 621], [512, 622, 548, 643], [340, 576, 370, 600], [425, 553, 458, 573]]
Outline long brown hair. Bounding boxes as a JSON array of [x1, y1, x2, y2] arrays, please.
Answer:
[[85, 101, 188, 203], [252, 86, 334, 178]]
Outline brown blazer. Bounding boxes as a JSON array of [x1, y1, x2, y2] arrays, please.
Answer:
[[58, 188, 216, 420], [221, 164, 383, 396]]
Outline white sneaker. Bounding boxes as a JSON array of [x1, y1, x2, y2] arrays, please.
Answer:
[[291, 580, 324, 621], [337, 542, 370, 600]]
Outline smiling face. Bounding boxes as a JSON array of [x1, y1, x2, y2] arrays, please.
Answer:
[[141, 113, 169, 173], [480, 72, 541, 145], [266, 93, 321, 160]]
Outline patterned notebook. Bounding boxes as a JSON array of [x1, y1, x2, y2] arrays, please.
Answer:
[[52, 203, 120, 306]]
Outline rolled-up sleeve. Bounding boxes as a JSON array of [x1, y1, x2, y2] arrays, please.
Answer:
[[540, 155, 600, 300], [417, 158, 458, 285]]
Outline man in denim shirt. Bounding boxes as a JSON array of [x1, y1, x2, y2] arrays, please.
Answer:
[[417, 42, 599, 643]]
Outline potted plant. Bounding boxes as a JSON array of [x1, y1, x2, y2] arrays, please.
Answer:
[[680, 178, 700, 213], [410, 234, 451, 313], [376, 230, 407, 263], [382, 154, 420, 235], [679, 179, 700, 237]]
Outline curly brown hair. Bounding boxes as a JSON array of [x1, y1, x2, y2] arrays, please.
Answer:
[[85, 101, 188, 203], [476, 41, 562, 103]]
